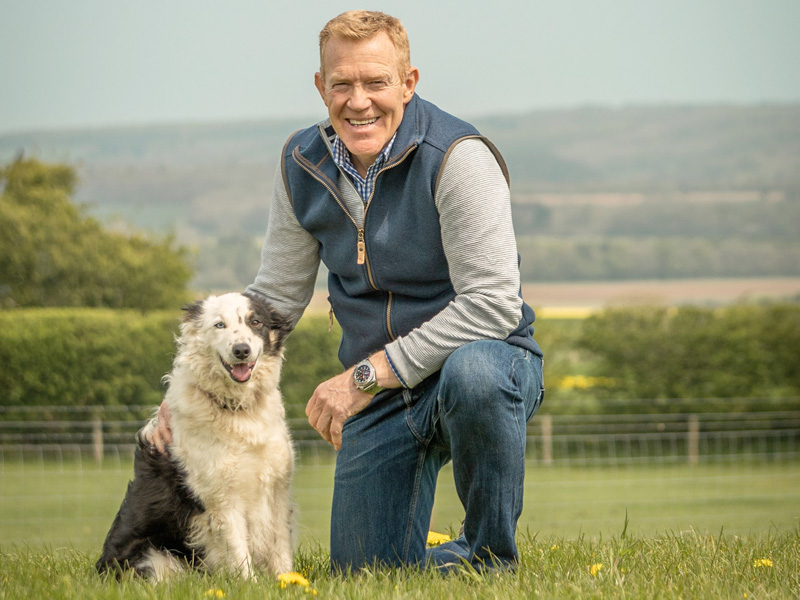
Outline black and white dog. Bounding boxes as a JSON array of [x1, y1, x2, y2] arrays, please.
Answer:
[[96, 293, 295, 580]]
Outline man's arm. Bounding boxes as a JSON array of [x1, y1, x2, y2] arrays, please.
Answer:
[[246, 164, 322, 328], [384, 138, 524, 388]]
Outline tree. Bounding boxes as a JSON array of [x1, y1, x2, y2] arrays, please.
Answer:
[[0, 157, 193, 309]]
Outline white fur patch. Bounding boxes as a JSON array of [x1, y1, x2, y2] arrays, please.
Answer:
[[138, 548, 185, 582]]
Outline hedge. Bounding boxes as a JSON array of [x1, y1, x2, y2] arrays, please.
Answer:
[[3, 303, 796, 422], [0, 308, 344, 419], [579, 302, 800, 407]]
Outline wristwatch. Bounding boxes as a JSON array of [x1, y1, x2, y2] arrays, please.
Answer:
[[353, 358, 384, 394]]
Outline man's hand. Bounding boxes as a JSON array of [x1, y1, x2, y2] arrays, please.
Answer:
[[306, 351, 400, 450], [145, 401, 173, 454]]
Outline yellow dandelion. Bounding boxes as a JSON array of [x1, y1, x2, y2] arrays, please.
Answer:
[[204, 589, 225, 598], [589, 563, 603, 577], [427, 531, 452, 547], [550, 544, 560, 551], [278, 572, 316, 594], [753, 558, 773, 568], [278, 571, 310, 588]]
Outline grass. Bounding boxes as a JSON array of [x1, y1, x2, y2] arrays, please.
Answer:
[[0, 528, 798, 599], [2, 458, 799, 550], [1, 456, 799, 598]]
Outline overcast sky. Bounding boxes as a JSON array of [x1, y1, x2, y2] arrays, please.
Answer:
[[1, 0, 798, 134]]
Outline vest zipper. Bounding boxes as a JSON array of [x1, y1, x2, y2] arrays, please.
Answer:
[[362, 143, 417, 341], [293, 142, 418, 342], [361, 142, 418, 283]]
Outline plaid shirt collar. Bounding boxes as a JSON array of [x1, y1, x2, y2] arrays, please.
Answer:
[[332, 132, 396, 203]]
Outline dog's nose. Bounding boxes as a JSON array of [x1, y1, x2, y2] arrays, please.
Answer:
[[232, 343, 251, 360]]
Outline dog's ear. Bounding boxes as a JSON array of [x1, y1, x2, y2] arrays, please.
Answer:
[[267, 307, 293, 348], [182, 299, 205, 324], [244, 292, 292, 349]]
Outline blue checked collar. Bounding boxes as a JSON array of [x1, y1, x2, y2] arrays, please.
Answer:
[[332, 133, 396, 203]]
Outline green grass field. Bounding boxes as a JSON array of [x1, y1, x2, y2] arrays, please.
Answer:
[[1, 457, 798, 598], [0, 528, 797, 599], [1, 458, 798, 547]]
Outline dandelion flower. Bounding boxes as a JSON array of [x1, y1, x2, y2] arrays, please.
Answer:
[[753, 558, 773, 568], [278, 572, 317, 595], [204, 589, 225, 598], [589, 563, 603, 577], [427, 531, 452, 547]]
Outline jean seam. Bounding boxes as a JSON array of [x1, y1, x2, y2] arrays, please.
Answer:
[[401, 437, 429, 562], [510, 351, 524, 439]]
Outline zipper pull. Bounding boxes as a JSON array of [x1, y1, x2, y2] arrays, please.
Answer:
[[357, 229, 366, 265]]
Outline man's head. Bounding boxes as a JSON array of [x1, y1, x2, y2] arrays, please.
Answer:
[[318, 10, 411, 82], [315, 10, 419, 176]]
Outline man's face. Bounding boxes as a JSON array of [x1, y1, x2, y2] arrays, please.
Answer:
[[315, 32, 419, 176]]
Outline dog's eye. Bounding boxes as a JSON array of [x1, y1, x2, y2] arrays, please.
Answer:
[[250, 318, 263, 328], [214, 321, 225, 329]]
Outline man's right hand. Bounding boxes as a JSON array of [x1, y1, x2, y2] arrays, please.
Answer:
[[146, 401, 173, 454]]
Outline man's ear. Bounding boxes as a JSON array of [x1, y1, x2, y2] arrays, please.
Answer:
[[314, 72, 328, 106], [403, 66, 420, 104]]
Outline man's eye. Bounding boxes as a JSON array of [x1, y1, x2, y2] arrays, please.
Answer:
[[367, 80, 388, 91]]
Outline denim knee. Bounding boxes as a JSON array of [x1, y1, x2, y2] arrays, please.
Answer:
[[437, 340, 540, 423]]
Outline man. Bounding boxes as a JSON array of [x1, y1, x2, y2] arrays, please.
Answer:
[[155, 10, 544, 572]]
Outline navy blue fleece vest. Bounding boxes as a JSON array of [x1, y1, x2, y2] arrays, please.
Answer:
[[281, 95, 540, 370]]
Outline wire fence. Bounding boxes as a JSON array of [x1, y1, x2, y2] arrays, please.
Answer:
[[1, 402, 799, 550]]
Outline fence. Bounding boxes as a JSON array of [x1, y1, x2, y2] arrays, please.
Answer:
[[1, 402, 799, 550]]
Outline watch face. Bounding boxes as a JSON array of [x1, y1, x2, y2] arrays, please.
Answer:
[[354, 364, 372, 385]]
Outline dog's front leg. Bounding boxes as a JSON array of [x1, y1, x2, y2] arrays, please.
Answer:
[[192, 510, 254, 578]]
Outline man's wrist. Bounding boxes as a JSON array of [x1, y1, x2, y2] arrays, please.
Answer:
[[352, 358, 384, 394]]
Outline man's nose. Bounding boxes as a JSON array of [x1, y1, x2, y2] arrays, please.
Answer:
[[347, 84, 372, 110]]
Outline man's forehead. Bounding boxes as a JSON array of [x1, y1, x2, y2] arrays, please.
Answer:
[[322, 33, 400, 69]]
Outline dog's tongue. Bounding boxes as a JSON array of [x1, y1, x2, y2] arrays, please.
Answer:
[[231, 363, 251, 382]]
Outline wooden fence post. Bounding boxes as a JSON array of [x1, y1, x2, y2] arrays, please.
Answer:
[[92, 416, 103, 464], [688, 414, 699, 464], [541, 414, 553, 466]]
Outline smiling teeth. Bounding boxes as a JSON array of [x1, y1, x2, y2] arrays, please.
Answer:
[[349, 118, 377, 126]]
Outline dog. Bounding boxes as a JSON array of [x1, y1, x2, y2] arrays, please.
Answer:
[[96, 292, 295, 580]]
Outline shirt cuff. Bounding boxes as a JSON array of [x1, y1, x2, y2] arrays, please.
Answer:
[[384, 348, 409, 388]]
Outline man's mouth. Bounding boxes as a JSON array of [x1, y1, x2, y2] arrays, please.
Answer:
[[347, 117, 378, 127], [219, 357, 256, 383]]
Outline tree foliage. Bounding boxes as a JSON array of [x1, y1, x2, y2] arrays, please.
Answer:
[[0, 157, 193, 309]]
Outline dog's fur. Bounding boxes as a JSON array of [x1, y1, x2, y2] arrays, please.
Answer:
[[96, 292, 295, 580]]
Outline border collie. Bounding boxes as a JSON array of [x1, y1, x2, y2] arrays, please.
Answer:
[[96, 292, 294, 580]]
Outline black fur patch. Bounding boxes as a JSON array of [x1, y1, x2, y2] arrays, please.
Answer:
[[182, 300, 205, 324], [245, 293, 292, 356], [95, 434, 206, 578]]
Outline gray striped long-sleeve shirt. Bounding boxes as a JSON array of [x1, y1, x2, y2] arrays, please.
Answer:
[[247, 137, 523, 389]]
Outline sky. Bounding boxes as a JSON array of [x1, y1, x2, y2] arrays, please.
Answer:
[[1, 0, 799, 134]]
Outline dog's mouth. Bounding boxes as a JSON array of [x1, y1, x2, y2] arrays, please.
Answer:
[[219, 357, 256, 383]]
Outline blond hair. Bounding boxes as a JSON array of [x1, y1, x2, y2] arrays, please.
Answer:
[[318, 10, 411, 80]]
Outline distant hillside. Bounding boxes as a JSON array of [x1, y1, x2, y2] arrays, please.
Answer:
[[2, 104, 798, 289]]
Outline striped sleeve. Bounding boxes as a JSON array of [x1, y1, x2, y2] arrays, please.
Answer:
[[384, 138, 523, 388], [246, 163, 321, 329]]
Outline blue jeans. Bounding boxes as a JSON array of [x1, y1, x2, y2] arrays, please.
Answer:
[[330, 340, 544, 571]]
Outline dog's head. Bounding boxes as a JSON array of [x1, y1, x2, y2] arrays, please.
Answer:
[[178, 292, 291, 388]]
